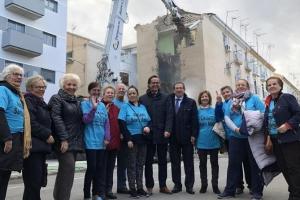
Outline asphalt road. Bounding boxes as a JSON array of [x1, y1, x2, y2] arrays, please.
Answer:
[[6, 156, 288, 200]]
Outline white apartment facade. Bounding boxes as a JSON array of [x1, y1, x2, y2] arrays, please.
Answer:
[[0, 0, 67, 101]]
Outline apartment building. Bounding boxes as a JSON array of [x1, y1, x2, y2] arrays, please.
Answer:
[[0, 0, 67, 101]]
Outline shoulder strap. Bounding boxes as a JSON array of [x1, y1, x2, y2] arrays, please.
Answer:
[[127, 103, 144, 128]]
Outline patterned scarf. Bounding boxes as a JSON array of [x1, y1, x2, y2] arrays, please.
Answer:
[[231, 90, 252, 113]]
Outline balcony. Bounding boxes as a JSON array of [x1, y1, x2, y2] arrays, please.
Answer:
[[252, 64, 259, 76], [233, 51, 243, 65], [5, 0, 44, 20], [2, 28, 43, 57]]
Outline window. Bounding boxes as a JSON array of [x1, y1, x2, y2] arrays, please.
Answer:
[[8, 20, 25, 33], [43, 32, 56, 47], [24, 65, 41, 78], [119, 72, 129, 86], [5, 60, 23, 68], [41, 68, 55, 83], [45, 0, 58, 12]]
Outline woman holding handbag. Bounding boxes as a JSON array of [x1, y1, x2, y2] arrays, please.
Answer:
[[264, 76, 300, 200], [118, 85, 151, 198]]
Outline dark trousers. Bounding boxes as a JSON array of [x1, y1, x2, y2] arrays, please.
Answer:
[[271, 139, 300, 200], [145, 143, 168, 189], [0, 170, 11, 200], [224, 137, 264, 197], [105, 150, 117, 193], [127, 144, 147, 190], [117, 141, 128, 190], [84, 149, 106, 198], [227, 139, 251, 189], [198, 149, 219, 187], [170, 142, 194, 189], [53, 151, 77, 200], [22, 153, 46, 200]]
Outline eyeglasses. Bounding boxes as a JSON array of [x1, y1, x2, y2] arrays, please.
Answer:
[[11, 72, 23, 77], [34, 86, 47, 90]]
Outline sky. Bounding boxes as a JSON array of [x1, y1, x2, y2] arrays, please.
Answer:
[[67, 0, 300, 86]]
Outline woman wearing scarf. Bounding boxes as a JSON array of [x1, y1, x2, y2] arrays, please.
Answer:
[[23, 75, 54, 200], [196, 90, 221, 194], [101, 86, 121, 199], [218, 79, 265, 200], [49, 73, 83, 200], [0, 64, 31, 200], [264, 76, 300, 200]]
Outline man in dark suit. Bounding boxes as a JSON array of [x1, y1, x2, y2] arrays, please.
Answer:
[[140, 75, 173, 195], [167, 82, 198, 194]]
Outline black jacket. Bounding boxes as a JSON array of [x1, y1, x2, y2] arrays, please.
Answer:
[[167, 93, 199, 144], [25, 93, 52, 153], [264, 93, 300, 144], [139, 90, 173, 144], [48, 89, 84, 152]]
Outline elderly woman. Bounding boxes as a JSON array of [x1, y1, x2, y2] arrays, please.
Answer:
[[22, 75, 54, 200], [0, 64, 31, 200], [264, 76, 300, 200], [102, 86, 121, 199], [81, 82, 110, 200], [48, 73, 83, 200], [218, 79, 265, 200], [118, 85, 151, 198]]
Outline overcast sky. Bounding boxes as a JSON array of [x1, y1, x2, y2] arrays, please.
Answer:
[[68, 0, 300, 85]]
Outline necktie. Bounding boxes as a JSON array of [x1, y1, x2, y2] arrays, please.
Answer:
[[175, 98, 180, 113]]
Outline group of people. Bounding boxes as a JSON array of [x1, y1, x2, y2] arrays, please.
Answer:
[[0, 64, 300, 200]]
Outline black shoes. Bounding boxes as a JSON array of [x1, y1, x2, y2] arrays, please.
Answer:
[[171, 185, 182, 193], [106, 192, 117, 199], [213, 186, 221, 194], [129, 189, 139, 199], [186, 188, 195, 195], [137, 188, 149, 197], [235, 187, 244, 195], [199, 185, 208, 193], [217, 191, 235, 199], [117, 188, 130, 194]]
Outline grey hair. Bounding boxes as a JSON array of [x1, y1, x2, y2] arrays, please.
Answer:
[[1, 64, 24, 81], [59, 73, 81, 89], [25, 75, 47, 91]]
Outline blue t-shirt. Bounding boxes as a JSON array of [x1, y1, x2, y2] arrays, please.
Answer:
[[268, 100, 278, 136], [118, 103, 151, 136], [113, 98, 126, 109], [0, 86, 24, 134], [222, 99, 232, 139], [225, 94, 265, 139], [81, 100, 108, 150], [197, 107, 221, 149]]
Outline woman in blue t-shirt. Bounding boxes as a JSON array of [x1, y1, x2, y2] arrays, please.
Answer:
[[118, 85, 151, 198], [81, 82, 110, 200], [218, 79, 265, 200], [196, 90, 221, 194]]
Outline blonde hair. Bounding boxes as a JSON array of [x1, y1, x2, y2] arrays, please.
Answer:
[[59, 73, 81, 89], [103, 85, 115, 96], [1, 64, 24, 81], [25, 75, 47, 91]]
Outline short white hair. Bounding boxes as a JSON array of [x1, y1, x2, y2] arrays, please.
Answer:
[[25, 75, 47, 91], [1, 64, 24, 81], [59, 73, 81, 89]]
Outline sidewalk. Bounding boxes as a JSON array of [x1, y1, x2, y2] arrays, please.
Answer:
[[11, 160, 87, 179]]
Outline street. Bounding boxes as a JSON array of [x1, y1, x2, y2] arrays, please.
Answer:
[[7, 156, 288, 200]]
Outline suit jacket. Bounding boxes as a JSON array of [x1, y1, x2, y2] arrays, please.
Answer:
[[167, 93, 199, 145]]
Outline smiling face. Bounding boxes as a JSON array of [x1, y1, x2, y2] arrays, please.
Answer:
[[116, 83, 126, 99], [148, 77, 160, 93], [89, 86, 101, 98], [127, 88, 138, 103], [30, 80, 46, 98], [174, 83, 185, 98], [267, 78, 282, 96], [221, 88, 232, 100], [103, 88, 115, 103], [63, 79, 78, 95], [200, 92, 210, 106], [6, 69, 23, 88], [236, 79, 249, 93]]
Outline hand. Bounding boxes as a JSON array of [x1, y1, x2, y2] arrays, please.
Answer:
[[277, 124, 289, 134], [60, 141, 69, 153], [4, 140, 12, 153], [216, 91, 222, 103], [46, 135, 55, 144], [104, 140, 110, 146], [164, 131, 171, 138], [128, 141, 134, 149], [143, 127, 150, 134], [91, 96, 99, 109], [264, 136, 273, 154], [191, 136, 195, 145], [120, 134, 124, 140], [235, 128, 240, 134]]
